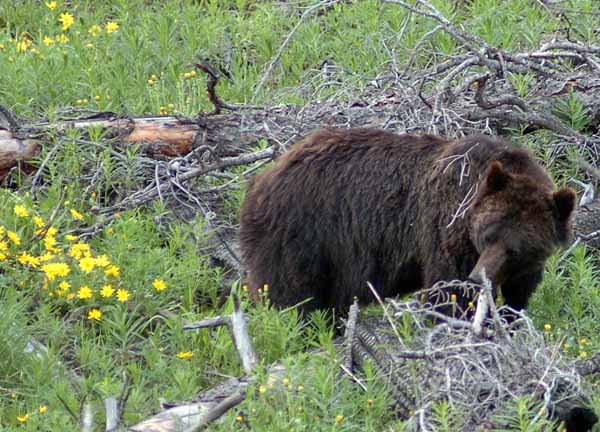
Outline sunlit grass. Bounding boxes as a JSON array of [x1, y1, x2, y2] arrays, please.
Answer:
[[1, 0, 600, 430]]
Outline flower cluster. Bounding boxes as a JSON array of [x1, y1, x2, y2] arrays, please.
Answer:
[[11, 4, 120, 56], [0, 195, 169, 324]]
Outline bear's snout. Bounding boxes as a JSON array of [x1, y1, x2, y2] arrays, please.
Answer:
[[468, 242, 507, 287]]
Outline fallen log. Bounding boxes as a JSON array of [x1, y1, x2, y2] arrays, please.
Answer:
[[0, 88, 428, 182], [0, 129, 39, 178]]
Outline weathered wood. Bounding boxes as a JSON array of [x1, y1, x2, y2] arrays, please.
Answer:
[[0, 92, 421, 181], [183, 390, 246, 432], [0, 129, 39, 178], [574, 200, 600, 249], [182, 316, 230, 330], [229, 294, 258, 374], [105, 397, 120, 432], [128, 366, 288, 432]]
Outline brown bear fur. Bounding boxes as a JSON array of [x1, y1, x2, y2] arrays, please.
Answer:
[[239, 127, 576, 316]]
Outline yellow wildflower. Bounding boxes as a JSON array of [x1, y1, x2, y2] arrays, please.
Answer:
[[335, 415, 344, 424], [86, 42, 94, 49], [59, 281, 71, 291], [0, 252, 9, 261], [43, 36, 54, 46], [44, 235, 60, 253], [14, 204, 29, 217], [42, 262, 70, 280], [190, 70, 196, 77], [88, 25, 101, 37], [282, 378, 289, 386], [544, 323, 552, 331], [38, 405, 48, 414], [94, 255, 110, 267], [105, 265, 120, 277], [184, 72, 191, 79], [33, 216, 45, 228], [46, 1, 57, 10], [94, 95, 100, 101], [6, 230, 21, 246], [65, 234, 78, 241], [70, 208, 84, 220], [16, 413, 29, 423], [0, 225, 5, 237], [44, 227, 58, 238], [259, 385, 266, 394], [66, 293, 75, 300], [450, 294, 457, 302], [0, 241, 7, 251], [16, 40, 28, 53], [38, 252, 53, 263], [100, 284, 114, 298], [77, 285, 93, 300], [88, 308, 102, 321], [79, 256, 96, 273], [105, 22, 119, 33], [17, 253, 40, 268], [69, 242, 90, 259], [116, 288, 130, 302], [58, 12, 74, 31], [57, 34, 69, 44], [152, 278, 167, 292], [177, 351, 193, 359]]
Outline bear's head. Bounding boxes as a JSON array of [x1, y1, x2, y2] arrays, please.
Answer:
[[468, 161, 576, 288]]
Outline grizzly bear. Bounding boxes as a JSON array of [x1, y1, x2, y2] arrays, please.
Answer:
[[239, 127, 576, 316]]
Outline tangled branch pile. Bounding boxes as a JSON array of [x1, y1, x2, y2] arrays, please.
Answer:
[[348, 281, 597, 431]]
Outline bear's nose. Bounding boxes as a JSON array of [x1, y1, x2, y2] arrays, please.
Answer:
[[467, 269, 484, 285]]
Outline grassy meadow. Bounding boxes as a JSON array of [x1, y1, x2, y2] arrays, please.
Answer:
[[1, 0, 600, 430]]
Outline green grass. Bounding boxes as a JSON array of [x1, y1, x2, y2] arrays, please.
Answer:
[[1, 0, 600, 430]]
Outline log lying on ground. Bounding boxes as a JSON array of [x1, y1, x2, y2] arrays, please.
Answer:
[[0, 129, 39, 178], [0, 88, 431, 182]]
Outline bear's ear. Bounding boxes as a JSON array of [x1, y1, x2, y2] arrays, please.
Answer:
[[484, 161, 510, 193], [553, 187, 576, 221]]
